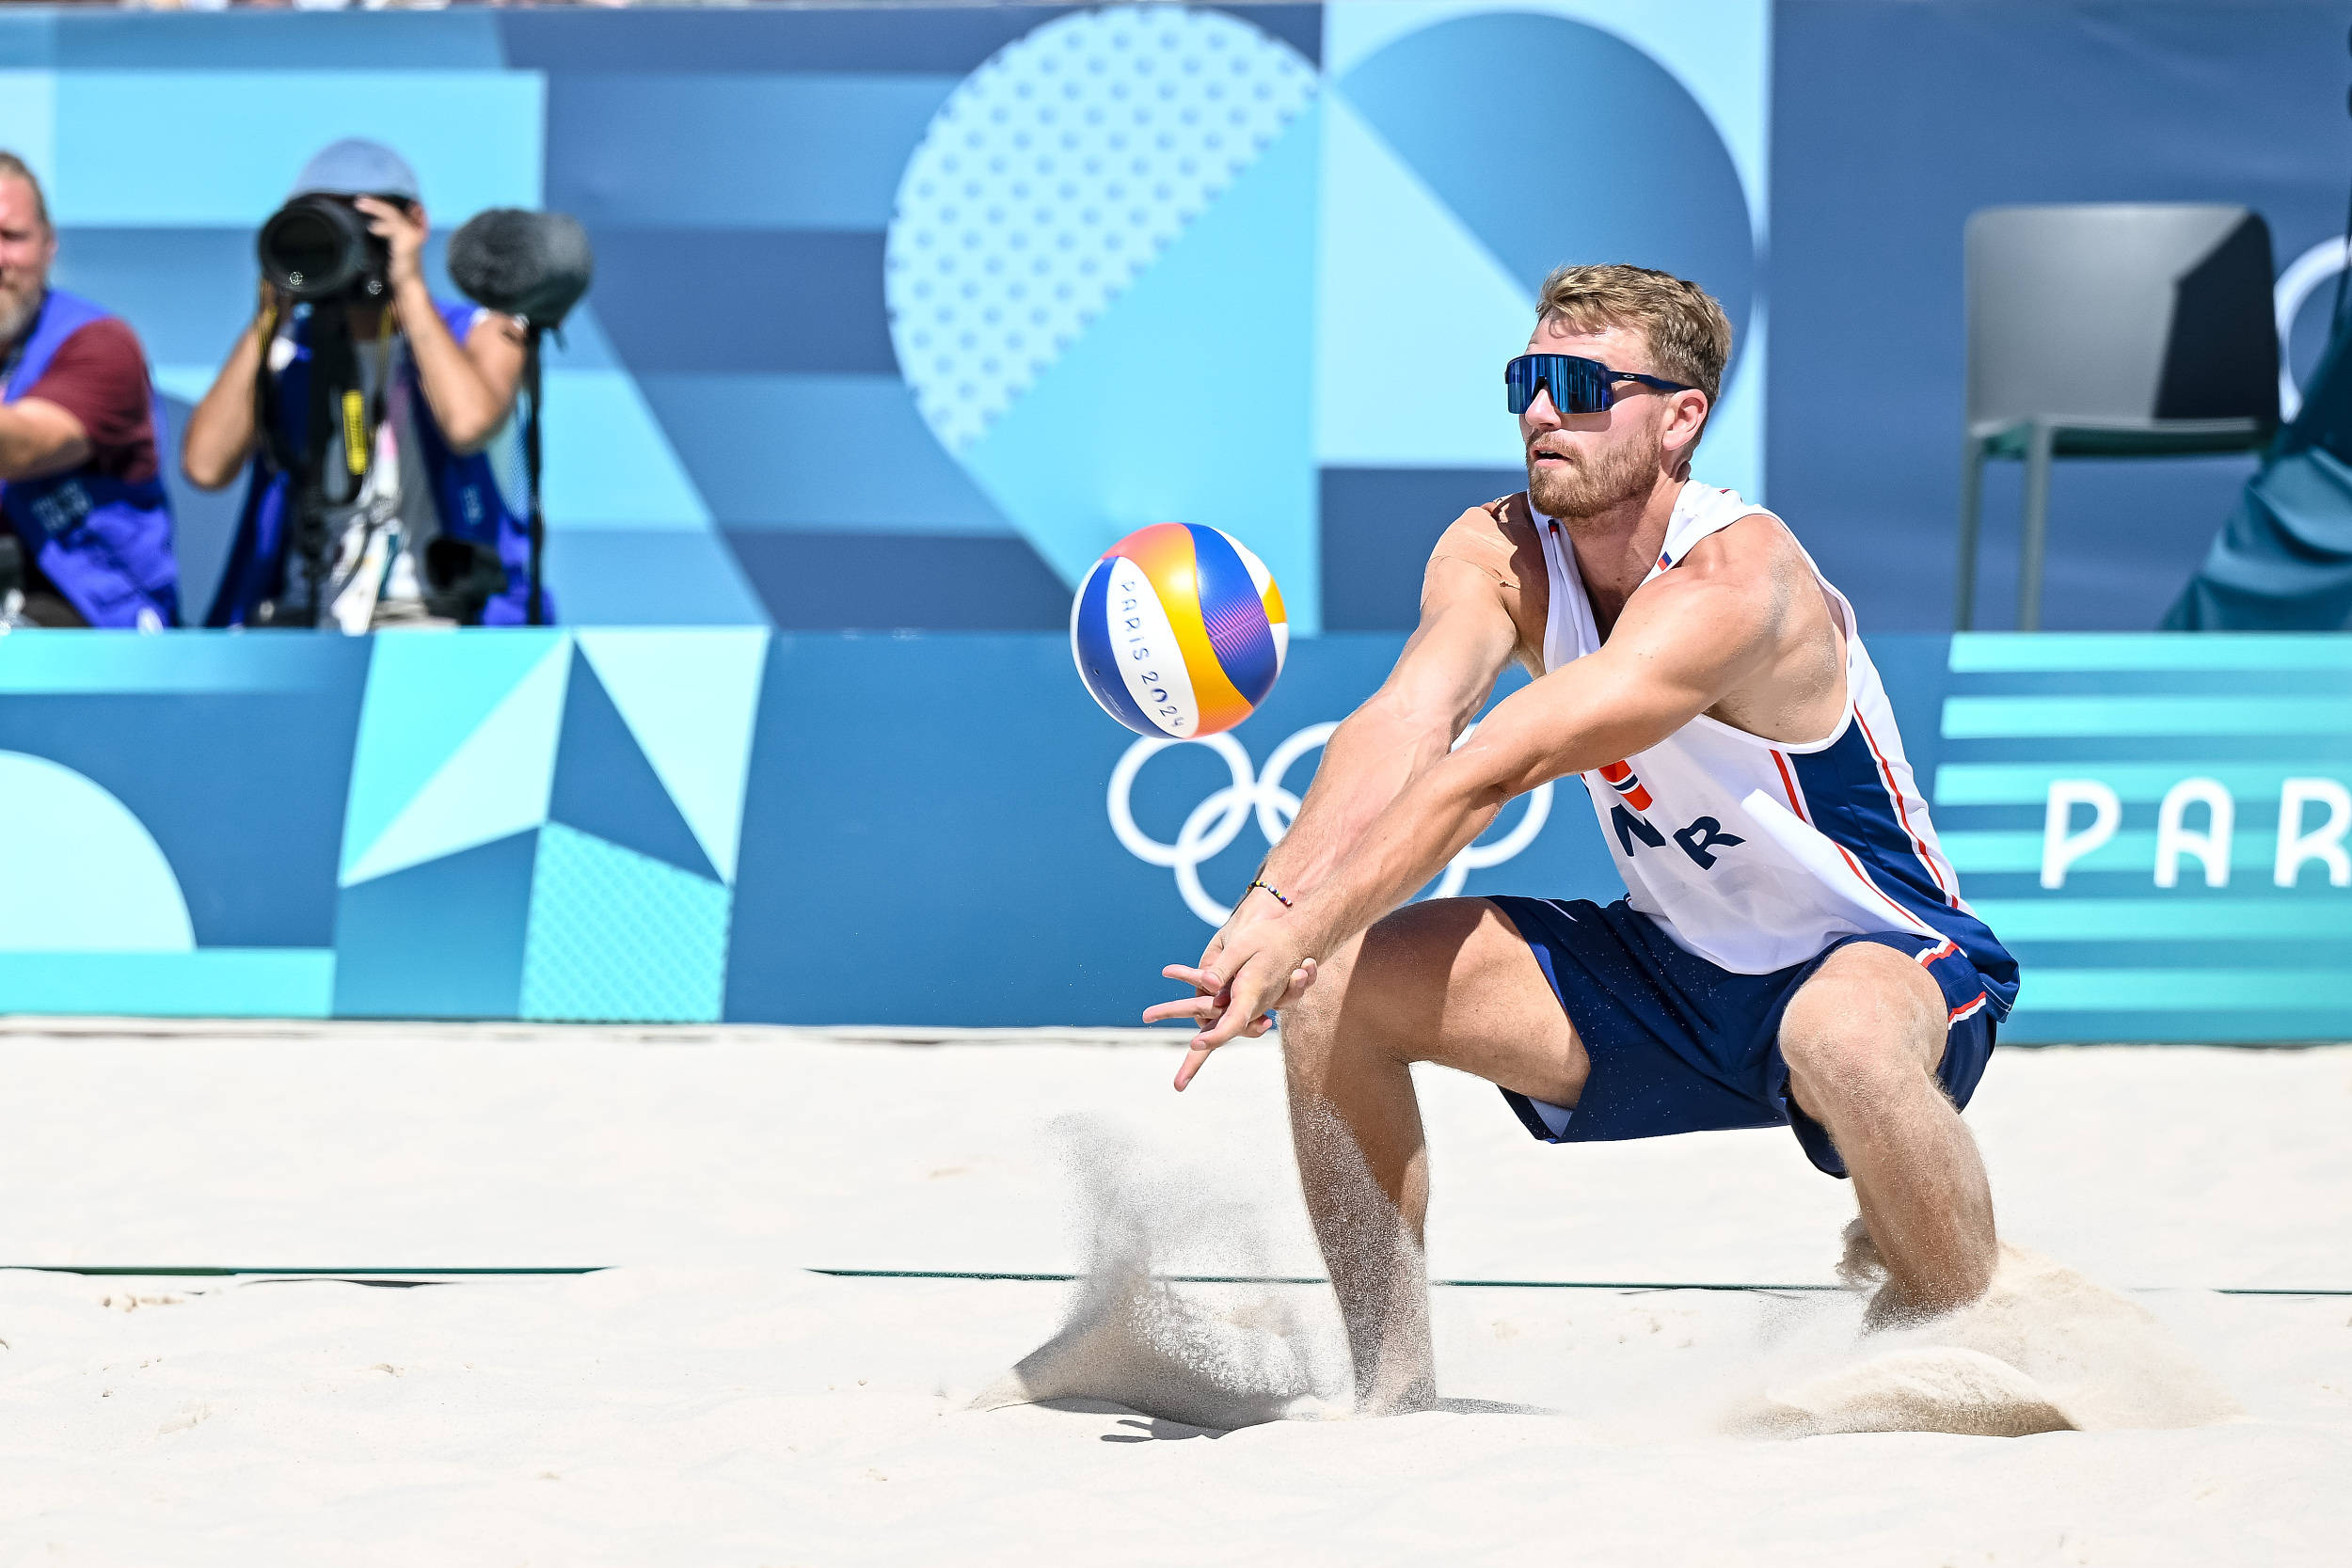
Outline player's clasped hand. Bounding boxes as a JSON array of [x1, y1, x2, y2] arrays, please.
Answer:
[[1142, 919, 1319, 1092]]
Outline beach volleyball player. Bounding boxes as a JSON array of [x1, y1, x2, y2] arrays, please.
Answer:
[[1147, 264, 2019, 1412]]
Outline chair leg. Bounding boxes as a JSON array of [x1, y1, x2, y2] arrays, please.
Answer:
[[1955, 436, 1985, 631], [2016, 421, 2055, 633]]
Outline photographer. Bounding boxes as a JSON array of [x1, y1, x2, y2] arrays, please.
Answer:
[[183, 139, 548, 629], [0, 151, 180, 629]]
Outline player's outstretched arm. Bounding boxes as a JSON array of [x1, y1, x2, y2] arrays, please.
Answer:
[[1161, 532, 1525, 1046], [1184, 557, 1784, 1066], [1182, 518, 1527, 957], [1248, 553, 1519, 894]]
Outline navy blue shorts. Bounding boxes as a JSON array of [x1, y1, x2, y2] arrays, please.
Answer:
[[1486, 896, 1998, 1179]]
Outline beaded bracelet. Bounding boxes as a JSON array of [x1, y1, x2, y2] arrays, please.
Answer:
[[1245, 878, 1294, 908]]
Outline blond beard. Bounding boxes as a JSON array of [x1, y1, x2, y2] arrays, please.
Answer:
[[0, 279, 37, 353], [1524, 432, 1656, 521]]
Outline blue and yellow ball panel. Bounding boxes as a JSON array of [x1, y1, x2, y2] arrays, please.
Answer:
[[1187, 524, 1282, 709]]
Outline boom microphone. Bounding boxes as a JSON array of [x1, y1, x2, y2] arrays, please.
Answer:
[[447, 209, 592, 629], [448, 209, 593, 330]]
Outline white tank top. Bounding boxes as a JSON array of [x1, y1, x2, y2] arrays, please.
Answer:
[[1533, 482, 2016, 1013]]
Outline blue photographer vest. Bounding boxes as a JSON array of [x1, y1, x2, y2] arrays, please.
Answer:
[[0, 289, 180, 628], [206, 296, 546, 627]]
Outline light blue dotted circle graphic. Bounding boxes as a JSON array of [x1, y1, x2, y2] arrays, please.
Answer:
[[886, 6, 1316, 455]]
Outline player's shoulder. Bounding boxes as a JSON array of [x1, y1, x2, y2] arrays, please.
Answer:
[[1435, 490, 1542, 560], [1475, 489, 1540, 545], [1642, 505, 1811, 645], [1675, 497, 1805, 588], [1429, 490, 1543, 593]]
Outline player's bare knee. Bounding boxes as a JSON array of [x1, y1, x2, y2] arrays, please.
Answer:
[[1274, 930, 1365, 1075], [1279, 909, 1444, 1081], [1782, 967, 1945, 1128], [1784, 947, 1947, 1085], [1276, 975, 1339, 1070], [1781, 1025, 1896, 1126]]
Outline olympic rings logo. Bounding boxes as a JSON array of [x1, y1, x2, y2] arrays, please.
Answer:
[[1105, 722, 1555, 926]]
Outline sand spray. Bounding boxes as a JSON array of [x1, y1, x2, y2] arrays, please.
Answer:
[[1735, 1221, 2244, 1436], [970, 1115, 1348, 1430], [974, 1117, 2243, 1437]]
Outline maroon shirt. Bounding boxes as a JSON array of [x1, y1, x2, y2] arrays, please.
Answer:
[[12, 315, 158, 484]]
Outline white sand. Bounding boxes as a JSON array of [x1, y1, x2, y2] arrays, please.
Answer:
[[0, 1025, 2345, 1563]]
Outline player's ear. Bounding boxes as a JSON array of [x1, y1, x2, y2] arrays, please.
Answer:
[[1664, 388, 1708, 461]]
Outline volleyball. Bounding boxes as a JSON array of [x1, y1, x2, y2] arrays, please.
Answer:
[[1071, 523, 1289, 739]]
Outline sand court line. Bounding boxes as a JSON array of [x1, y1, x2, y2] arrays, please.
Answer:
[[824, 1267, 1846, 1291], [11, 1264, 2347, 1296], [4, 1265, 608, 1277], [814, 1266, 2352, 1295]]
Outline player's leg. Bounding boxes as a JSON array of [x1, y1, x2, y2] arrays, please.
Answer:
[[1776, 942, 1996, 1320], [1275, 896, 1584, 1412]]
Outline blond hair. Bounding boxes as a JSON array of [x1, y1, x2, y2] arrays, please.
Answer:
[[1534, 262, 1732, 408], [0, 151, 49, 232]]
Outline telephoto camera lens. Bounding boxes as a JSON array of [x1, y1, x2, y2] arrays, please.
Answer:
[[257, 195, 384, 301]]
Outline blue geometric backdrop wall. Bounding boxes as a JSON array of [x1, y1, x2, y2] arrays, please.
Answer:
[[8, 3, 2341, 633], [0, 628, 2348, 1043], [0, 2, 1767, 634]]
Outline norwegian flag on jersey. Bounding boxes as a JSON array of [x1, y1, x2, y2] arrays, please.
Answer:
[[1597, 760, 1653, 812]]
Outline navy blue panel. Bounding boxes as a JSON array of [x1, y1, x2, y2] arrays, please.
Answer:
[[51, 11, 504, 69], [1216, 4, 1322, 65], [499, 7, 1049, 73], [1771, 0, 2344, 630], [585, 230, 895, 375], [332, 831, 536, 1020], [1319, 467, 1523, 631], [723, 530, 1071, 630], [547, 648, 719, 880], [0, 646, 369, 948]]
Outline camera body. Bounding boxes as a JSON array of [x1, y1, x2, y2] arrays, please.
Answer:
[[256, 194, 395, 304]]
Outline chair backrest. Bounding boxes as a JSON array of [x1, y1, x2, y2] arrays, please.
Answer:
[[1964, 204, 2278, 431]]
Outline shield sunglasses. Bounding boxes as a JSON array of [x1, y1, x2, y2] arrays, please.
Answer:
[[1504, 353, 1693, 416]]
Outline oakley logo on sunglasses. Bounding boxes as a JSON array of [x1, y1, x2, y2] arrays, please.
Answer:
[[1504, 354, 1692, 416]]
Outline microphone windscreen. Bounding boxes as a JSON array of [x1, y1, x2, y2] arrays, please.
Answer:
[[449, 209, 593, 329]]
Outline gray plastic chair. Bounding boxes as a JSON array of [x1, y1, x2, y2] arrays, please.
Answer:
[[1956, 205, 2279, 629]]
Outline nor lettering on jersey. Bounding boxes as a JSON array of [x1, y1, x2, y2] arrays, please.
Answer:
[[1609, 801, 1747, 870]]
